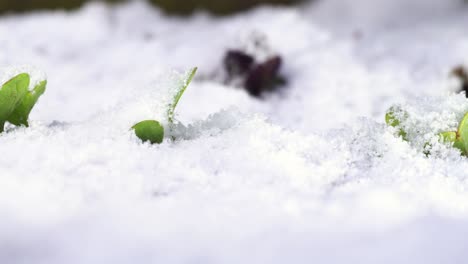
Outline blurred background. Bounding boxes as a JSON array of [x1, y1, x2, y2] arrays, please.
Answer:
[[0, 0, 303, 15]]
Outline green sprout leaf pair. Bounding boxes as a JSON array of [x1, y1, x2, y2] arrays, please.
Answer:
[[132, 67, 197, 144], [385, 106, 468, 156], [0, 73, 47, 133], [437, 113, 468, 155]]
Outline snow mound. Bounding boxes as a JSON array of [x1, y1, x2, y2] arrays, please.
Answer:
[[1, 0, 468, 263]]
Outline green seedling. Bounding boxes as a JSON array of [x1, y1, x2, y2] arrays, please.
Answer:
[[433, 113, 468, 155], [167, 67, 197, 124], [385, 105, 408, 140], [132, 67, 197, 144], [8, 80, 47, 126], [437, 131, 465, 153], [0, 73, 46, 133], [386, 105, 468, 156]]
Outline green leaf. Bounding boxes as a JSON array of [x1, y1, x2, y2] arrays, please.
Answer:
[[167, 67, 197, 123], [8, 80, 47, 127], [438, 131, 465, 153], [385, 105, 408, 140], [454, 138, 466, 154], [439, 131, 457, 143], [457, 112, 468, 155], [0, 73, 30, 132], [132, 120, 165, 144]]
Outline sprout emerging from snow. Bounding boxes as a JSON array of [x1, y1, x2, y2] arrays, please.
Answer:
[[0, 72, 47, 133], [132, 67, 197, 144], [385, 105, 468, 156], [385, 105, 408, 140]]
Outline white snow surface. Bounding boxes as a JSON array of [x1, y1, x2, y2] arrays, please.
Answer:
[[1, 0, 468, 263]]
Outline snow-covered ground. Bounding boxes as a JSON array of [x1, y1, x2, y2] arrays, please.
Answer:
[[1, 0, 468, 263]]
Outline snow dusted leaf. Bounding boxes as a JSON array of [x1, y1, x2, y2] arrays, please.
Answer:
[[167, 67, 197, 123], [438, 131, 457, 143], [132, 120, 165, 144], [385, 105, 408, 140], [438, 131, 465, 154], [453, 138, 466, 154], [8, 80, 47, 127], [457, 112, 468, 154], [0, 73, 30, 132]]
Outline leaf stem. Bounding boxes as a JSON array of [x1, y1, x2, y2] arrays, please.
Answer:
[[167, 67, 197, 124]]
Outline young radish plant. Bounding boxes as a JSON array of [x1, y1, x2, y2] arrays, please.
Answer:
[[385, 106, 468, 156], [132, 67, 197, 144], [0, 73, 47, 133]]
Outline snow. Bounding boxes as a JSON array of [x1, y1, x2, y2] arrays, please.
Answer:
[[1, 0, 468, 263]]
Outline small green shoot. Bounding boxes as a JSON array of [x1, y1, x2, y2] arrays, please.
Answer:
[[132, 67, 197, 144], [385, 105, 468, 156], [0, 73, 46, 133], [434, 113, 468, 155], [385, 106, 408, 140], [8, 80, 47, 126], [168, 67, 197, 123], [437, 131, 465, 154]]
